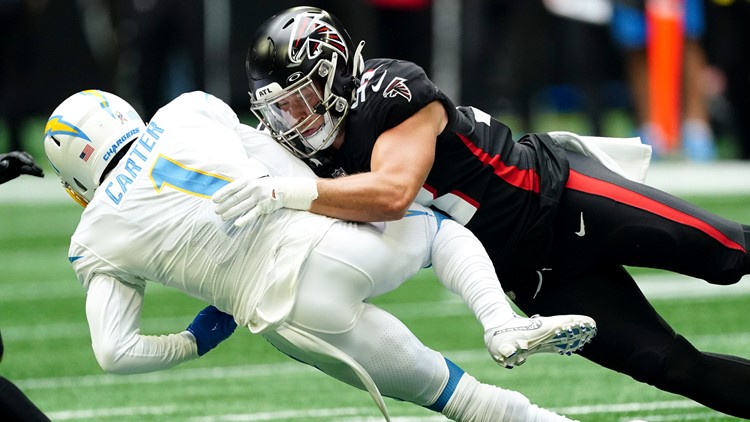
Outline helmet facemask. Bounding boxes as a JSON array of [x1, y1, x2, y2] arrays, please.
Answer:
[[246, 7, 366, 160], [251, 59, 348, 158]]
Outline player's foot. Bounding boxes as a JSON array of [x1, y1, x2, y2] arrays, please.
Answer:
[[484, 314, 597, 368]]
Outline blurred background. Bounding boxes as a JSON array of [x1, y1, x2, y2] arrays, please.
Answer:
[[1, 0, 749, 163], [3, 2, 750, 420]]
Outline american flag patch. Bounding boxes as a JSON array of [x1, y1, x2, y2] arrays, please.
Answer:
[[79, 144, 94, 162]]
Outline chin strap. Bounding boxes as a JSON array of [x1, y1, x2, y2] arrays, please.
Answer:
[[352, 40, 366, 80]]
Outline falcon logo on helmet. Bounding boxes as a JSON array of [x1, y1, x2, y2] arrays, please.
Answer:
[[288, 11, 349, 64]]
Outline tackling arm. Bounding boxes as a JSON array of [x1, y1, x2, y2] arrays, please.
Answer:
[[85, 274, 199, 374], [212, 101, 447, 225], [310, 100, 446, 222]]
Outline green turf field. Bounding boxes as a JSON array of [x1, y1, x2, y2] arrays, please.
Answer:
[[1, 192, 750, 421]]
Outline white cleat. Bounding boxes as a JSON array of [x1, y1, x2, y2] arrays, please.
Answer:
[[484, 314, 597, 368]]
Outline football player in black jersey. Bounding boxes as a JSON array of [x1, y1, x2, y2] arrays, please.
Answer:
[[215, 6, 750, 419]]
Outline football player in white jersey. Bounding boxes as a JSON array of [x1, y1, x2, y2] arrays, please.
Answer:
[[43, 89, 596, 421]]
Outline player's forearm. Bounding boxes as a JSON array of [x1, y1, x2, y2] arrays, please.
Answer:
[[311, 173, 416, 222], [92, 331, 198, 375], [85, 275, 199, 375]]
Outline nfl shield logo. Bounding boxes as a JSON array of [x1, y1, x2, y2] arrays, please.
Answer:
[[79, 144, 94, 162]]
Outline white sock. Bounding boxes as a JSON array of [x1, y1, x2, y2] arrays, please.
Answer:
[[441, 372, 578, 422], [431, 219, 516, 330]]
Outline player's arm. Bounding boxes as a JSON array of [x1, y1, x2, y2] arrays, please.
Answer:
[[311, 100, 446, 222], [213, 100, 447, 224], [85, 274, 235, 374], [0, 151, 44, 185]]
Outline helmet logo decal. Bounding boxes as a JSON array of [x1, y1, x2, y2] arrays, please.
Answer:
[[44, 115, 91, 142], [79, 144, 95, 162], [115, 110, 129, 124], [288, 12, 349, 64], [81, 89, 117, 119], [287, 72, 304, 83], [383, 77, 412, 102]]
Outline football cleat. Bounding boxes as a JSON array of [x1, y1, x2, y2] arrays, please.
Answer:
[[484, 314, 597, 368]]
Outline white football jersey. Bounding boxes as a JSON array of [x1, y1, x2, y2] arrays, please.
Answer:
[[69, 91, 336, 333]]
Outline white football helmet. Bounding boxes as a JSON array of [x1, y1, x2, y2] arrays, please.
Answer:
[[43, 90, 145, 206]]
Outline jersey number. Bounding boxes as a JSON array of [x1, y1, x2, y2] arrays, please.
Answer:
[[150, 155, 231, 197]]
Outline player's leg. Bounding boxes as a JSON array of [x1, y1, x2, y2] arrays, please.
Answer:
[[434, 218, 597, 368], [0, 376, 50, 421], [282, 219, 429, 336], [515, 263, 750, 418], [265, 302, 577, 422], [563, 149, 750, 285], [264, 224, 577, 421], [312, 214, 596, 370], [512, 153, 750, 417]]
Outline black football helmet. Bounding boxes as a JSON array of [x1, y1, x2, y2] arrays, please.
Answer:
[[246, 6, 364, 158]]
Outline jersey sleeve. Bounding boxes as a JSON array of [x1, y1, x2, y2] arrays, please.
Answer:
[[69, 238, 145, 290], [85, 273, 199, 374], [332, 59, 446, 174], [355, 59, 441, 134]]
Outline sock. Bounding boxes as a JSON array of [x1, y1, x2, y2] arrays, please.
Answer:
[[435, 360, 577, 422], [431, 220, 516, 331]]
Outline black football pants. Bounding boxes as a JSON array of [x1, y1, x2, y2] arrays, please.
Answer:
[[509, 150, 750, 419], [0, 376, 49, 421]]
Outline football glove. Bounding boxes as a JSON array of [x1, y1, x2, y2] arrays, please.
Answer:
[[212, 176, 318, 227], [0, 151, 44, 185], [186, 305, 238, 356]]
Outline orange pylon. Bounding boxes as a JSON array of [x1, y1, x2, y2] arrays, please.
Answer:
[[646, 0, 684, 154]]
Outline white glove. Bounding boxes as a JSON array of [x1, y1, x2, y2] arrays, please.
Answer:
[[212, 176, 318, 227]]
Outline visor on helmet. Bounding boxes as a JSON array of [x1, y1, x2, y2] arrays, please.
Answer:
[[251, 64, 345, 159], [253, 79, 324, 137]]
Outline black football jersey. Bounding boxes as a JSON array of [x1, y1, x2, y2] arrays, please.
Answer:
[[316, 58, 570, 271]]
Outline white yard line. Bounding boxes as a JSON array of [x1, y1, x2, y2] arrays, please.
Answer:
[[16, 362, 315, 390], [48, 405, 181, 420]]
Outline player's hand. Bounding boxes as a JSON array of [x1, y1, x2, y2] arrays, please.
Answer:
[[212, 176, 318, 227], [0, 151, 44, 185], [185, 305, 238, 356]]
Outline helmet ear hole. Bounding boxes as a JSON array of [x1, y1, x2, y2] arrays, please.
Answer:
[[73, 178, 88, 192]]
